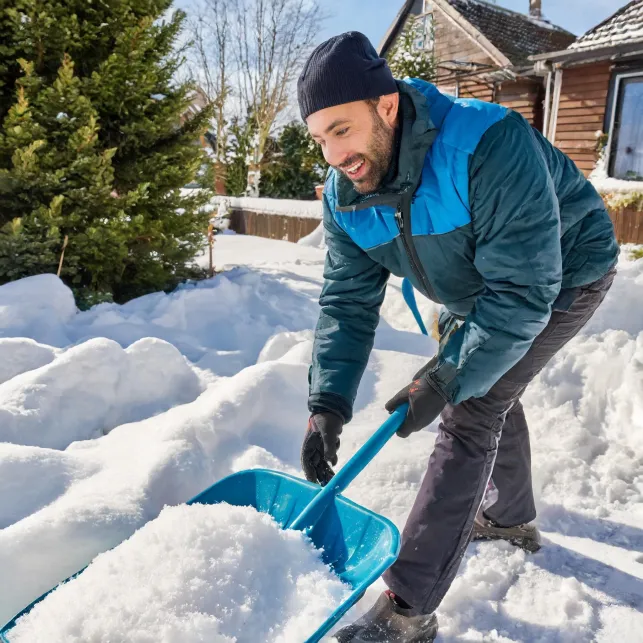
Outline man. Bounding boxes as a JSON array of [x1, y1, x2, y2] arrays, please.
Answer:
[[298, 32, 619, 642]]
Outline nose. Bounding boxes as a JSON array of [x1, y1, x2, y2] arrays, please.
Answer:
[[323, 140, 351, 169]]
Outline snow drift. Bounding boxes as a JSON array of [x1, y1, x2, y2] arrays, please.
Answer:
[[0, 236, 641, 641]]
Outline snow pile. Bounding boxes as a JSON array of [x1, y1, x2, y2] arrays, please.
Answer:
[[0, 235, 641, 641], [69, 269, 319, 370], [0, 338, 58, 385], [10, 503, 350, 643], [0, 274, 76, 346], [298, 221, 327, 249], [0, 337, 202, 450], [0, 444, 99, 530]]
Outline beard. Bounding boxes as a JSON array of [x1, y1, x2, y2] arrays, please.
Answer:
[[335, 112, 396, 195]]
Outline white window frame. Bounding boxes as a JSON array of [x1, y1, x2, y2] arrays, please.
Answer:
[[413, 11, 434, 53], [605, 70, 643, 179]]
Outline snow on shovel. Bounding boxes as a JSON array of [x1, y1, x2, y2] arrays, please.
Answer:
[[1, 405, 408, 642]]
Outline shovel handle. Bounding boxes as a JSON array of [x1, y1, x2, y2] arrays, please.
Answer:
[[291, 404, 408, 531], [324, 403, 409, 496]]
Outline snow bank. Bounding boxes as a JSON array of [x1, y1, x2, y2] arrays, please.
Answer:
[[0, 274, 75, 346], [583, 250, 643, 336], [0, 338, 58, 384], [0, 357, 310, 623], [0, 444, 98, 530], [0, 337, 202, 450], [0, 236, 641, 641], [10, 503, 350, 643], [70, 269, 319, 369], [298, 221, 327, 249]]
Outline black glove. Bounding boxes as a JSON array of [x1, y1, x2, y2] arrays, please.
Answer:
[[385, 357, 447, 438], [301, 412, 343, 486]]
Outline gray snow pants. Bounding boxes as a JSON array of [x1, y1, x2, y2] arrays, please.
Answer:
[[383, 267, 616, 614]]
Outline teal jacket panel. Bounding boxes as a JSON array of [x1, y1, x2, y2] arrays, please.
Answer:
[[308, 79, 619, 422]]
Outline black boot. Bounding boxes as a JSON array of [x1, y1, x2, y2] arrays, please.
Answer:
[[472, 508, 542, 553], [333, 590, 438, 642]]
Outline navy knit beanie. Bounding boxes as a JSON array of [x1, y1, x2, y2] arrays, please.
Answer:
[[297, 32, 397, 121]]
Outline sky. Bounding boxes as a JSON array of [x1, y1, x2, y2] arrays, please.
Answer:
[[318, 0, 624, 49]]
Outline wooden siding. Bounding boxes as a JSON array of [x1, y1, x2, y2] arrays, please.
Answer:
[[431, 2, 497, 98], [228, 209, 320, 242], [426, 4, 543, 129], [553, 62, 611, 176], [496, 80, 544, 130]]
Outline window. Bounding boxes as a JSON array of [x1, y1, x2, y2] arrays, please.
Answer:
[[607, 72, 643, 181], [413, 13, 434, 52]]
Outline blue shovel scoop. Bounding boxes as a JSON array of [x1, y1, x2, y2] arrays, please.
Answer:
[[1, 405, 408, 643]]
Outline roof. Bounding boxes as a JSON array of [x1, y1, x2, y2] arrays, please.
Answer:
[[445, 0, 575, 65], [569, 0, 643, 52], [379, 0, 575, 67]]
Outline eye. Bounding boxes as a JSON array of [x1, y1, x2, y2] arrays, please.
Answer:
[[336, 127, 348, 136]]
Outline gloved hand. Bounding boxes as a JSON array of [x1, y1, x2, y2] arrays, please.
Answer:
[[301, 411, 344, 486], [385, 357, 447, 438]]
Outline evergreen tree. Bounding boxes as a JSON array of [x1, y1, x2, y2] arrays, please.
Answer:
[[260, 122, 326, 200], [0, 0, 214, 303], [387, 16, 436, 81]]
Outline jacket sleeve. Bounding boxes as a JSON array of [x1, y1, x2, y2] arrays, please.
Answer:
[[429, 112, 562, 404], [308, 192, 390, 422]]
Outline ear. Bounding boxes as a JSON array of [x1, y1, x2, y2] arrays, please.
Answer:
[[377, 92, 400, 128]]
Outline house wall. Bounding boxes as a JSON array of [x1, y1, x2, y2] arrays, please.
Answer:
[[553, 62, 612, 176], [431, 3, 496, 100], [399, 4, 545, 130], [496, 79, 544, 130]]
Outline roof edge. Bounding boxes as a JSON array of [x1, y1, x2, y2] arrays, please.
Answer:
[[529, 38, 643, 65], [465, 0, 575, 38], [571, 0, 641, 47], [432, 0, 512, 67], [378, 0, 416, 56]]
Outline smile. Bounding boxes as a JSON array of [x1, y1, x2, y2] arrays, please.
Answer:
[[346, 159, 365, 175]]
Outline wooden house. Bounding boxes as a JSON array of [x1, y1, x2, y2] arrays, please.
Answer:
[[379, 0, 575, 131], [530, 0, 643, 180]]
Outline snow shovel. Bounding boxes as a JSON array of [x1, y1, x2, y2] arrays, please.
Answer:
[[0, 405, 408, 643]]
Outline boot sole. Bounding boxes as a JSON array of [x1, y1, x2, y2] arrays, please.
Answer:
[[334, 614, 438, 642], [472, 527, 541, 553]]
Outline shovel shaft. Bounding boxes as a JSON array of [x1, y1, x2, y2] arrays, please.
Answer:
[[290, 404, 408, 532]]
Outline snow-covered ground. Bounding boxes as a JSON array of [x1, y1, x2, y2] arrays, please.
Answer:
[[1, 234, 642, 642]]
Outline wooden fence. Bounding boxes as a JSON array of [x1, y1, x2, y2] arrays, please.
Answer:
[[228, 202, 643, 246], [609, 205, 643, 245], [228, 209, 320, 242]]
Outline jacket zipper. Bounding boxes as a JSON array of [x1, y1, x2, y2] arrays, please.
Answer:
[[395, 198, 440, 303]]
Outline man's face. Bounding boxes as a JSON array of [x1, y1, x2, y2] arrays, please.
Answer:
[[307, 98, 397, 195]]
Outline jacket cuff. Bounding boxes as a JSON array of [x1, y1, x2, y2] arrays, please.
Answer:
[[308, 391, 352, 424], [427, 359, 459, 404]]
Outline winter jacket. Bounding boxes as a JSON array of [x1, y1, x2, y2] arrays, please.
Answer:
[[309, 78, 619, 422]]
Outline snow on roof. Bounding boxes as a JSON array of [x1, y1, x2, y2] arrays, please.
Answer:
[[444, 0, 576, 65], [212, 196, 323, 220], [569, 0, 643, 51]]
